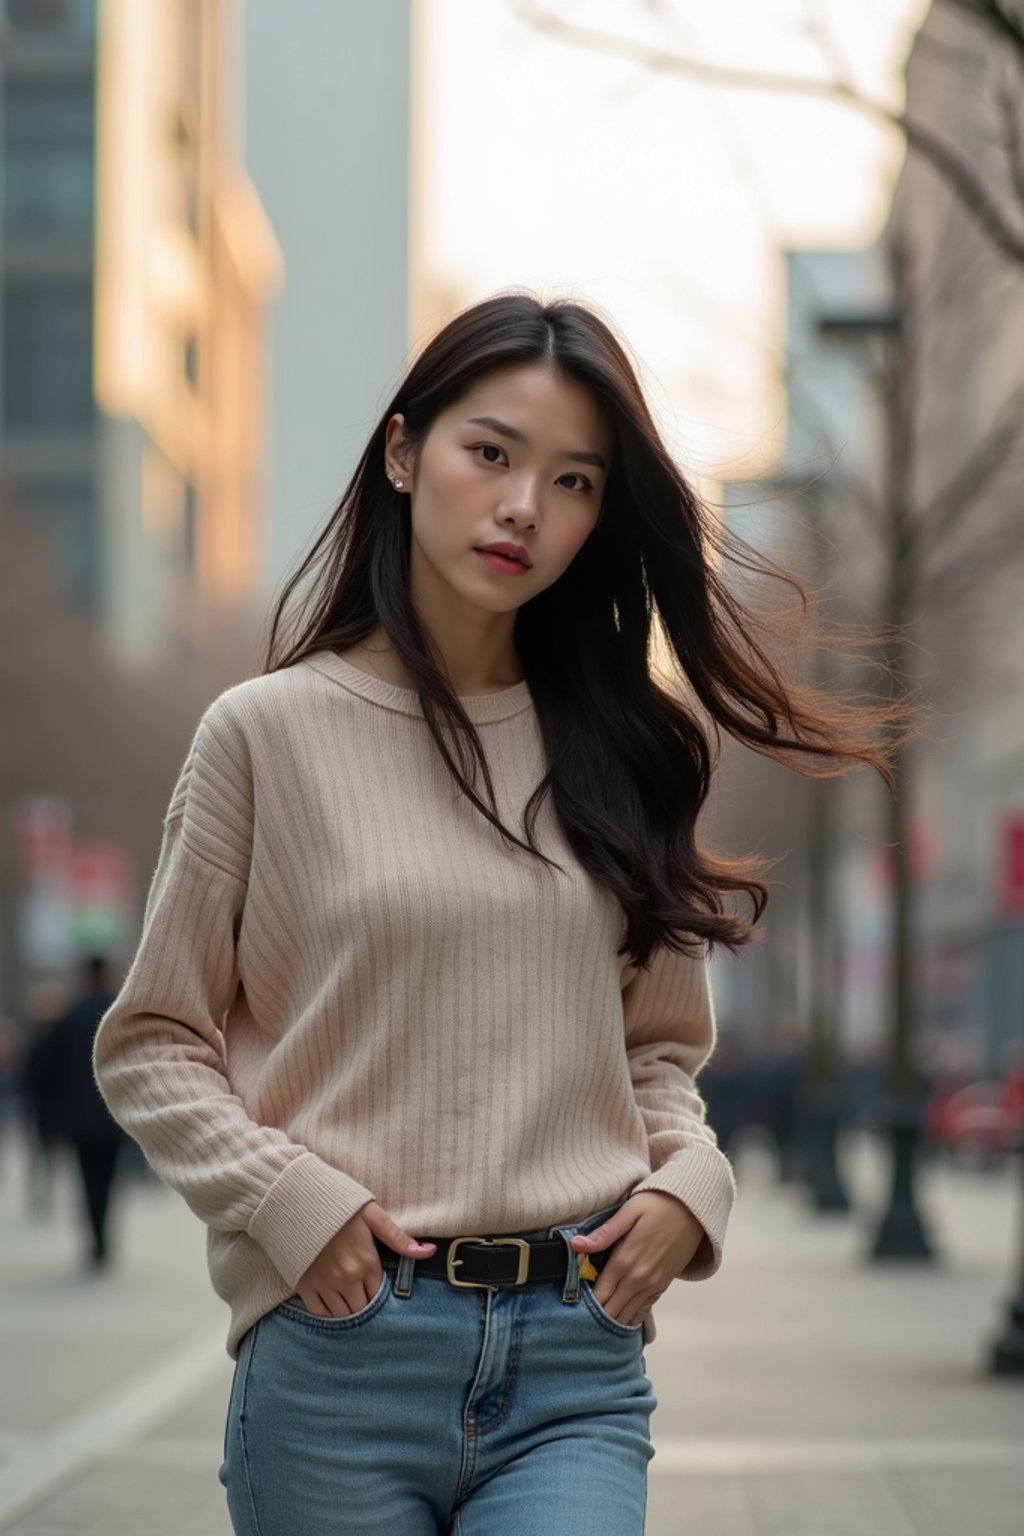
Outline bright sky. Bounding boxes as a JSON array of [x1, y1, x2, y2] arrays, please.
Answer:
[[420, 0, 930, 485]]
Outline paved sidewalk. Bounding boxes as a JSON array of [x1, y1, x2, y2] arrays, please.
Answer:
[[645, 1137, 1024, 1535], [1, 1127, 1023, 1534]]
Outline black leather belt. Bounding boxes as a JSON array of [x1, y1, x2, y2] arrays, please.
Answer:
[[374, 1234, 610, 1290]]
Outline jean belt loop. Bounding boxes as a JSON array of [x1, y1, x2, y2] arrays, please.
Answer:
[[393, 1251, 416, 1299], [553, 1224, 582, 1305]]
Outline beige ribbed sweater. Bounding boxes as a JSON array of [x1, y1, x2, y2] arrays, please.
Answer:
[[93, 650, 735, 1358]]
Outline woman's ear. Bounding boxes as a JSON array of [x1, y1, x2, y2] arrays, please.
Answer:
[[384, 413, 414, 489]]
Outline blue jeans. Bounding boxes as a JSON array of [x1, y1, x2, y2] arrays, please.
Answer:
[[218, 1200, 657, 1534]]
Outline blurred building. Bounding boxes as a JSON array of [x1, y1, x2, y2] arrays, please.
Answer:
[[714, 246, 894, 1060], [0, 0, 282, 664], [242, 0, 415, 598], [889, 1, 1024, 1074], [715, 5, 1024, 1084], [0, 0, 285, 1018], [1, 0, 99, 606]]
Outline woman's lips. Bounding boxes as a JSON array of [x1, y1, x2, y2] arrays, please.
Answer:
[[474, 549, 531, 576]]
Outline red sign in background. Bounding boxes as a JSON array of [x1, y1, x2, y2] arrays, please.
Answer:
[[68, 841, 134, 952], [999, 815, 1024, 919]]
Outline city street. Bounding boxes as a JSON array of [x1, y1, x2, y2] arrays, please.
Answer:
[[1, 1131, 1022, 1535], [5, 6, 1024, 1536]]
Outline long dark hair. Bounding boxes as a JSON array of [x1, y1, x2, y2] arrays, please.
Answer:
[[263, 291, 905, 968]]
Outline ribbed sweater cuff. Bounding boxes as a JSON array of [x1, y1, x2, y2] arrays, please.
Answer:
[[248, 1152, 376, 1289], [631, 1140, 736, 1281]]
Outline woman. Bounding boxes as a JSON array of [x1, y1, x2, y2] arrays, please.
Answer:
[[94, 292, 899, 1535]]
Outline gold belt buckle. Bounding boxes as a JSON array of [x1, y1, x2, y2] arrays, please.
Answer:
[[446, 1237, 531, 1289]]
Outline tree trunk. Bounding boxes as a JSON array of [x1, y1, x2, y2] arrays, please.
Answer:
[[868, 308, 936, 1260], [801, 774, 851, 1212]]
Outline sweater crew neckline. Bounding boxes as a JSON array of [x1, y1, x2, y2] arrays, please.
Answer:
[[303, 650, 535, 723]]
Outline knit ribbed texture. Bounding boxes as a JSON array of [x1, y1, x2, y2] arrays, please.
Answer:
[[93, 651, 736, 1359]]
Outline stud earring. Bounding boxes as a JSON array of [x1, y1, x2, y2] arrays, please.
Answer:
[[388, 472, 405, 490]]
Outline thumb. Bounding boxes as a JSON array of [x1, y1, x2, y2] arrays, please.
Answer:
[[570, 1210, 631, 1254], [362, 1205, 436, 1256]]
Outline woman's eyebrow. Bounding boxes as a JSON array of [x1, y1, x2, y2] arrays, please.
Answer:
[[466, 415, 607, 472]]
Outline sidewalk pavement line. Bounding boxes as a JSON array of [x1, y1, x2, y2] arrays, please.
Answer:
[[650, 1437, 1023, 1475], [0, 1325, 226, 1531]]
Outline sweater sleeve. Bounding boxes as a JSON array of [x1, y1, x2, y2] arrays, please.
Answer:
[[622, 943, 736, 1280], [92, 698, 376, 1289]]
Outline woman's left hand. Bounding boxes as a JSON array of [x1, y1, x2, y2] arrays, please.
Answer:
[[569, 1190, 705, 1326]]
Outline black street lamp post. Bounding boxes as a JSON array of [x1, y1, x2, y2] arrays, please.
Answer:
[[989, 1129, 1024, 1374], [801, 570, 850, 1216]]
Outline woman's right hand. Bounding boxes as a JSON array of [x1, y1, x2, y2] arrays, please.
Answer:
[[294, 1201, 436, 1317]]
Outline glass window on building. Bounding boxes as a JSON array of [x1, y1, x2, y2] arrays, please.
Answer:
[[183, 333, 199, 388], [7, 0, 97, 37], [178, 0, 203, 237], [183, 479, 197, 574], [181, 0, 203, 113], [17, 482, 98, 612], [3, 283, 95, 430], [3, 83, 95, 241]]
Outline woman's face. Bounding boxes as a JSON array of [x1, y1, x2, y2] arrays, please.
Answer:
[[385, 362, 611, 616]]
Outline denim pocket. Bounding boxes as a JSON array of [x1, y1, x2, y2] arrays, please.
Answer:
[[274, 1268, 392, 1330], [580, 1279, 645, 1339], [568, 1196, 643, 1338]]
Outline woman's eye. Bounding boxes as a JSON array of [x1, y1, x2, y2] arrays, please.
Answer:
[[559, 473, 591, 493], [474, 444, 506, 465]]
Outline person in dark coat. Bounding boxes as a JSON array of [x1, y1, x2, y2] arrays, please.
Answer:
[[19, 980, 68, 1214], [33, 956, 127, 1269]]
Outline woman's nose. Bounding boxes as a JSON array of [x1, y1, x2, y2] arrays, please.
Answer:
[[500, 508, 537, 532], [499, 477, 541, 530]]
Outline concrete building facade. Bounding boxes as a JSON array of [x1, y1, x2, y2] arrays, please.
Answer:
[[888, 1, 1024, 1073], [94, 0, 281, 663], [242, 0, 414, 606], [0, 0, 281, 668], [0, 0, 282, 1016], [715, 1, 1024, 1079], [714, 246, 895, 1062], [1, 0, 100, 608]]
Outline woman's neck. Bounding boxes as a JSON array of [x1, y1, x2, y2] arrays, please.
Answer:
[[339, 627, 523, 697]]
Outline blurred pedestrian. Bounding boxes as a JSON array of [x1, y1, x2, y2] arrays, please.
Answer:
[[753, 1020, 804, 1183], [34, 956, 126, 1269], [0, 1011, 21, 1184], [697, 1033, 752, 1158], [93, 292, 902, 1536], [17, 979, 68, 1216]]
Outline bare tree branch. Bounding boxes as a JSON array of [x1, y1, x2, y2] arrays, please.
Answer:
[[782, 378, 891, 540], [512, 2, 1024, 263], [917, 372, 1024, 537], [921, 497, 1024, 607], [996, 57, 1024, 209], [799, 3, 858, 90], [939, 0, 1024, 67], [912, 29, 989, 70], [823, 468, 890, 541]]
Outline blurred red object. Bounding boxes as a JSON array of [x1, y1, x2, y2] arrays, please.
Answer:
[[925, 1082, 1024, 1154], [998, 815, 1024, 918]]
